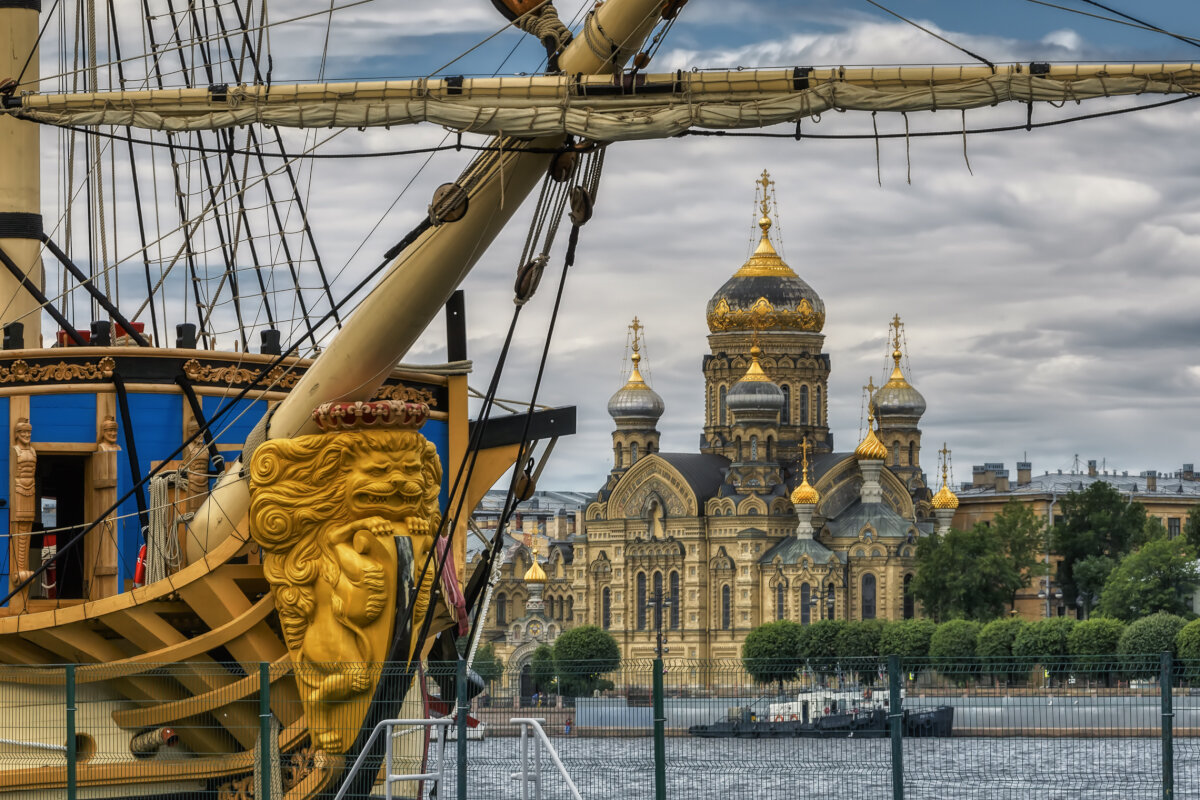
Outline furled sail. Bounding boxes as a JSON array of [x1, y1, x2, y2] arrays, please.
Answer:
[[10, 64, 1200, 139]]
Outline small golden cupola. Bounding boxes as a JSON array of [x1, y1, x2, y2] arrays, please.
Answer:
[[931, 444, 959, 534], [523, 545, 547, 584], [790, 437, 820, 506], [854, 405, 889, 462]]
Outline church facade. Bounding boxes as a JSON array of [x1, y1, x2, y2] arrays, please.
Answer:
[[471, 174, 960, 672], [573, 174, 953, 661]]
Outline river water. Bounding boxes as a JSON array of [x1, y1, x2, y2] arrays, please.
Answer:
[[432, 735, 1194, 799]]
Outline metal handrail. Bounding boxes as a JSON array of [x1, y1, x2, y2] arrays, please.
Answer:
[[333, 717, 454, 800], [509, 717, 583, 800]]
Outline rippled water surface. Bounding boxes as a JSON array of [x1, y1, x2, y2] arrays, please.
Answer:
[[428, 735, 1194, 800]]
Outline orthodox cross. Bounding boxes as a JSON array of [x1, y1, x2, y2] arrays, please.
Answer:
[[800, 436, 810, 475], [891, 313, 903, 350], [939, 442, 952, 483], [758, 169, 774, 217], [629, 316, 643, 353]]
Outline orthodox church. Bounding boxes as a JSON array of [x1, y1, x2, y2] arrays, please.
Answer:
[[472, 173, 962, 674], [574, 173, 958, 661]]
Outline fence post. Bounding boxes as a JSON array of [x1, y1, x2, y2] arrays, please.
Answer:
[[653, 657, 666, 800], [457, 656, 469, 800], [65, 663, 76, 800], [1161, 650, 1173, 800], [259, 661, 271, 800], [888, 654, 904, 800]]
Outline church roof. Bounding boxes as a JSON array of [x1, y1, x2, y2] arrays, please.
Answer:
[[656, 452, 730, 500], [759, 535, 845, 566], [825, 501, 928, 539]]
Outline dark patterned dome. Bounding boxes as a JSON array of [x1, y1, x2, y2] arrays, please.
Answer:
[[706, 215, 825, 334]]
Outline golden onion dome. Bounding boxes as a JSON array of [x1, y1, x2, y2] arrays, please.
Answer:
[[790, 436, 820, 505], [790, 478, 820, 506], [931, 483, 960, 510], [855, 408, 889, 461], [523, 547, 547, 584], [705, 180, 824, 335]]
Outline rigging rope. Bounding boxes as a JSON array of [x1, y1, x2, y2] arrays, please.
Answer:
[[861, 0, 995, 70]]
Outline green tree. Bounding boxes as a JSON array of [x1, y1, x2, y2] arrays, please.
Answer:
[[1118, 612, 1187, 678], [1096, 538, 1199, 621], [975, 617, 1027, 681], [799, 619, 846, 676], [1052, 482, 1147, 605], [529, 644, 557, 694], [1184, 508, 1200, 554], [1072, 554, 1116, 617], [835, 620, 884, 684], [879, 619, 937, 660], [912, 525, 1025, 622], [1067, 617, 1125, 683], [1013, 618, 1076, 679], [1129, 516, 1168, 551], [929, 620, 981, 681], [1176, 618, 1200, 661], [991, 499, 1048, 606], [741, 621, 804, 692], [553, 625, 620, 696], [473, 643, 505, 690]]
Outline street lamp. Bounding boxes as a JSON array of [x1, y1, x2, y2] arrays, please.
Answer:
[[1075, 591, 1097, 620], [1037, 585, 1063, 617]]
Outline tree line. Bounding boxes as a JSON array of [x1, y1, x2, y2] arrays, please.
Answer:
[[742, 613, 1200, 686], [911, 484, 1200, 622]]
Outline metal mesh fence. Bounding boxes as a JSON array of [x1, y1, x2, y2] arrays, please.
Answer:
[[0, 655, 1195, 798]]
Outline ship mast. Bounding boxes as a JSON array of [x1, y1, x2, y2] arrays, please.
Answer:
[[0, 2, 44, 349], [186, 0, 665, 559]]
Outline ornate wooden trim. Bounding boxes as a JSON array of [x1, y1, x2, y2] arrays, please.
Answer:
[[0, 357, 115, 383]]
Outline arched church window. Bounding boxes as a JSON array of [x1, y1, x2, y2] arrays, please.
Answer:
[[496, 593, 507, 625], [547, 596, 555, 619], [557, 597, 565, 621], [721, 585, 732, 630], [653, 572, 664, 626], [781, 385, 791, 424], [750, 435, 758, 461], [637, 572, 647, 630], [669, 571, 680, 629], [719, 386, 727, 425], [616, 449, 623, 468], [908, 441, 915, 467], [602, 587, 612, 629], [892, 441, 901, 467], [776, 583, 786, 620], [862, 574, 877, 620], [800, 583, 811, 625], [799, 385, 809, 425], [631, 442, 639, 464], [903, 574, 914, 619], [815, 387, 822, 424]]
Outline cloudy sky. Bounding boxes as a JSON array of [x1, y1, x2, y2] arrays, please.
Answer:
[[38, 0, 1200, 491]]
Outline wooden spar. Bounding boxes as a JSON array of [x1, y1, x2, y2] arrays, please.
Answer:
[[0, 4, 45, 349], [15, 63, 1200, 117], [183, 0, 665, 561]]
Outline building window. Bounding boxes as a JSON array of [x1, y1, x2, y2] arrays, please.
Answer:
[[616, 450, 623, 468], [602, 587, 611, 629], [908, 441, 915, 467], [903, 574, 914, 619], [781, 385, 791, 424], [800, 583, 811, 625], [826, 583, 835, 619], [653, 571, 664, 627], [721, 585, 732, 630], [669, 571, 680, 629], [719, 386, 727, 425], [892, 441, 901, 467], [1169, 518, 1181, 539], [750, 435, 758, 461], [566, 596, 574, 621], [815, 387, 821, 424], [799, 385, 809, 425], [547, 596, 555, 620], [631, 442, 638, 464], [496, 593, 507, 625], [862, 574, 876, 620], [775, 583, 785, 621], [637, 572, 647, 630]]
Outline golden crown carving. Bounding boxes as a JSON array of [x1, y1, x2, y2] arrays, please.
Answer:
[[707, 296, 825, 333], [311, 399, 428, 431]]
